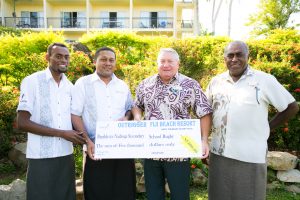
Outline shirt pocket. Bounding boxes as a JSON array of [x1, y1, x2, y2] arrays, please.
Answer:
[[61, 92, 72, 114], [113, 90, 127, 109], [238, 89, 260, 106]]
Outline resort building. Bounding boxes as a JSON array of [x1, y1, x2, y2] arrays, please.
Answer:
[[0, 0, 199, 40]]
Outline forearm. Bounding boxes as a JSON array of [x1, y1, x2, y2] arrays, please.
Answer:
[[17, 111, 64, 137], [71, 114, 89, 141], [269, 101, 299, 130], [200, 113, 212, 141]]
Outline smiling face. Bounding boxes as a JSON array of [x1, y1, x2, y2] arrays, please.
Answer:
[[157, 51, 180, 84], [46, 45, 70, 74], [95, 50, 116, 80], [224, 41, 249, 82]]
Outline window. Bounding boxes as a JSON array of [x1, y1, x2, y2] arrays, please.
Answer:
[[20, 11, 43, 28], [140, 11, 167, 28], [61, 12, 85, 28], [100, 12, 125, 28]]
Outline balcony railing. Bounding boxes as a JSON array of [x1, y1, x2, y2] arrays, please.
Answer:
[[5, 17, 44, 28], [47, 17, 86, 28], [133, 17, 173, 29], [89, 17, 129, 28], [181, 20, 193, 28], [2, 17, 192, 30]]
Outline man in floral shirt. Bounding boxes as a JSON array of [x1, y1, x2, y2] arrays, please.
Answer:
[[132, 48, 212, 200]]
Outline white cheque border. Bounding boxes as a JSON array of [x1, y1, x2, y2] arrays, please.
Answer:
[[94, 119, 202, 159]]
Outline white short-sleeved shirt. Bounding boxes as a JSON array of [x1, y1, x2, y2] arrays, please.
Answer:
[[17, 68, 73, 159], [206, 67, 295, 163], [71, 72, 133, 142]]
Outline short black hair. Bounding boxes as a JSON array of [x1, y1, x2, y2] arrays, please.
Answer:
[[94, 46, 116, 60], [47, 43, 68, 56]]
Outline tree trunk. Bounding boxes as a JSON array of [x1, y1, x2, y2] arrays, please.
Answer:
[[227, 0, 234, 36]]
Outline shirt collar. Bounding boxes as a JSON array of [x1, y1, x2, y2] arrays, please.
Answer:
[[156, 73, 179, 84], [91, 71, 117, 83], [45, 67, 67, 83], [223, 65, 254, 82]]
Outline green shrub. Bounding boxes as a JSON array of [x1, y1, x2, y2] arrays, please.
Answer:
[[67, 51, 94, 83], [0, 31, 65, 87], [0, 86, 19, 158], [0, 30, 299, 172]]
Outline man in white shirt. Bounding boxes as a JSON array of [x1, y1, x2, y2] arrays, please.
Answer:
[[206, 41, 299, 200], [17, 42, 86, 200], [71, 47, 136, 200]]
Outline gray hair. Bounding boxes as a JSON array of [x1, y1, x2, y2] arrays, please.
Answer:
[[157, 48, 180, 62], [224, 41, 249, 56]]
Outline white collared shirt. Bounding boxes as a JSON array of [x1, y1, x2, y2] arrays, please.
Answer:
[[17, 67, 73, 159], [71, 72, 133, 142], [206, 67, 295, 163]]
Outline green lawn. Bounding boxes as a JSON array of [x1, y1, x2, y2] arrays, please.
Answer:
[[136, 186, 300, 200]]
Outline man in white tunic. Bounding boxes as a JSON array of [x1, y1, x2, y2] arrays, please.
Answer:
[[206, 41, 299, 200], [71, 47, 136, 200], [17, 43, 86, 200]]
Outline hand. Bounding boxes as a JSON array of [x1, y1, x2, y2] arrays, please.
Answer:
[[86, 139, 95, 160], [86, 139, 101, 161], [201, 139, 210, 159], [61, 130, 86, 145], [118, 116, 128, 121]]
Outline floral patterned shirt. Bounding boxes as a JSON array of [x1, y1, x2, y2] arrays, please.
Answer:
[[206, 67, 295, 163], [134, 73, 212, 162]]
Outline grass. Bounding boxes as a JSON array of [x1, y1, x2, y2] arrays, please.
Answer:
[[135, 186, 300, 200], [0, 162, 26, 185], [1, 161, 299, 200]]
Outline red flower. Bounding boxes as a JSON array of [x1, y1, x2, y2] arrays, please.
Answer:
[[294, 88, 300, 93], [283, 127, 289, 133], [191, 164, 197, 169]]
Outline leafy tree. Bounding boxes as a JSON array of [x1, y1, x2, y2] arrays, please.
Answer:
[[247, 0, 300, 35]]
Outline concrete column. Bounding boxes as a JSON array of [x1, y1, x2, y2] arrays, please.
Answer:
[[86, 0, 90, 30], [130, 0, 133, 29], [1, 0, 4, 26], [173, 0, 177, 38], [43, 0, 47, 28], [193, 0, 199, 36]]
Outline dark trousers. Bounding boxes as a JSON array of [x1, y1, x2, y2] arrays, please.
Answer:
[[27, 154, 76, 200], [144, 159, 190, 200], [84, 156, 136, 200]]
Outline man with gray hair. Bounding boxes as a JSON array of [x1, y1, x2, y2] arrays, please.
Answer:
[[206, 41, 299, 200], [133, 48, 212, 200]]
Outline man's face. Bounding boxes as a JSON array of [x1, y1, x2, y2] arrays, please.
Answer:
[[95, 50, 116, 78], [157, 52, 179, 83], [224, 43, 249, 81], [46, 46, 70, 73]]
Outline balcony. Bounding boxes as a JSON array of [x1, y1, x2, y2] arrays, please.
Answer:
[[89, 17, 129, 29], [47, 17, 86, 29], [5, 17, 44, 28], [181, 20, 193, 28], [133, 17, 173, 29], [1, 17, 193, 32]]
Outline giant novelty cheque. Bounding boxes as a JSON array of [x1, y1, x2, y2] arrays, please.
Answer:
[[94, 119, 202, 159]]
